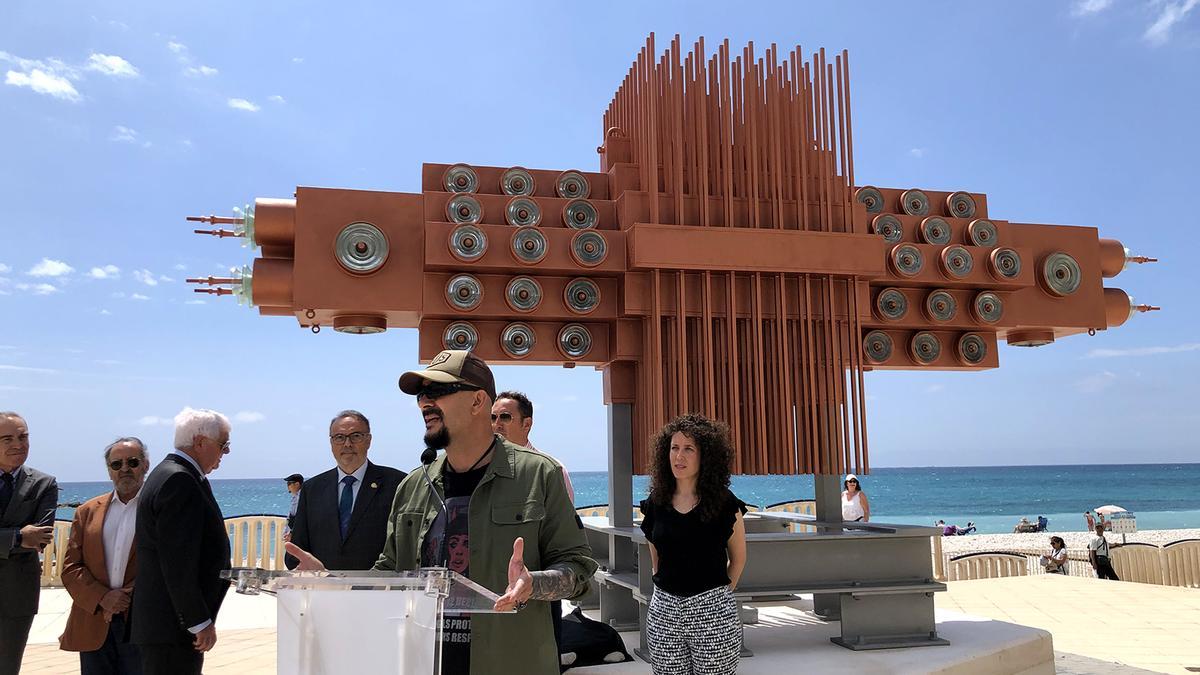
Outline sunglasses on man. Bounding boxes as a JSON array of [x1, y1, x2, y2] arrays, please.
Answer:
[[490, 412, 516, 423], [416, 382, 481, 400], [108, 457, 142, 471]]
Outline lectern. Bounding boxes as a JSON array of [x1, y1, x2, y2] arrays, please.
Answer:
[[224, 567, 508, 674]]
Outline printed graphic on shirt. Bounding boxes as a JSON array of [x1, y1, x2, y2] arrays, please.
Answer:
[[421, 495, 472, 671]]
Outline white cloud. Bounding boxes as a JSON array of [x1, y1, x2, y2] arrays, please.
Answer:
[[1086, 342, 1200, 358], [291, 57, 304, 64], [185, 65, 218, 77], [86, 53, 139, 78], [909, 148, 927, 159], [17, 283, 60, 295], [159, 275, 174, 283], [4, 69, 81, 101], [1075, 370, 1117, 394], [0, 363, 59, 374], [132, 269, 159, 286], [268, 94, 285, 104], [1145, 0, 1200, 45], [138, 415, 173, 426], [130, 293, 150, 301], [234, 411, 266, 423], [167, 41, 187, 54], [173, 263, 187, 271], [110, 125, 149, 147], [94, 359, 122, 366], [89, 264, 121, 279], [1072, 0, 1113, 16], [0, 263, 9, 273], [99, 309, 113, 315], [185, 299, 206, 305], [28, 258, 74, 277], [227, 98, 260, 112], [923, 383, 945, 394]]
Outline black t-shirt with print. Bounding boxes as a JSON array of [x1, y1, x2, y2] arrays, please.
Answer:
[[421, 464, 486, 675], [639, 488, 747, 597]]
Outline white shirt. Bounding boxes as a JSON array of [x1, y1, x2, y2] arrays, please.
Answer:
[[337, 462, 369, 509], [1088, 534, 1111, 557], [842, 491, 865, 521], [102, 491, 139, 589]]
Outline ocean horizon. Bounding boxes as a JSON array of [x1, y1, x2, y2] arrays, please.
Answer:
[[54, 462, 1200, 535]]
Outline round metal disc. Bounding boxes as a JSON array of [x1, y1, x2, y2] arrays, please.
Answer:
[[900, 189, 930, 216], [563, 199, 599, 229], [957, 333, 988, 365], [443, 321, 479, 351], [871, 214, 903, 242], [558, 324, 593, 360], [920, 217, 952, 245], [924, 290, 957, 322], [1041, 252, 1082, 296], [449, 225, 487, 262], [940, 245, 974, 279], [447, 194, 484, 225], [505, 197, 541, 227], [875, 288, 908, 321], [564, 278, 601, 315], [891, 244, 924, 277], [501, 322, 536, 358], [510, 227, 547, 264], [501, 167, 535, 196], [863, 330, 894, 364], [990, 247, 1022, 280], [443, 164, 478, 194], [445, 274, 483, 311], [571, 230, 608, 267], [972, 291, 1003, 324], [505, 276, 543, 313], [855, 186, 884, 214], [947, 192, 976, 219], [968, 219, 998, 247], [556, 170, 591, 199], [910, 331, 941, 365], [334, 222, 389, 274]]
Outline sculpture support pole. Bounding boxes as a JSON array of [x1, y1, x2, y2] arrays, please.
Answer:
[[608, 402, 635, 571], [813, 473, 842, 620]]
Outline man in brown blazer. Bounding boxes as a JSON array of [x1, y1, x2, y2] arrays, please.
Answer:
[[60, 437, 149, 674]]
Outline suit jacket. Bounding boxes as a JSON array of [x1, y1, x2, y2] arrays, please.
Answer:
[[131, 454, 230, 646], [59, 492, 139, 652], [0, 465, 58, 618], [287, 461, 405, 570]]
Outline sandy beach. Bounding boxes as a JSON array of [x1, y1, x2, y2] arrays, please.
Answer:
[[937, 528, 1200, 556]]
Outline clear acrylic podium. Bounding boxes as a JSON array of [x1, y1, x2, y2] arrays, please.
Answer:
[[223, 567, 508, 674]]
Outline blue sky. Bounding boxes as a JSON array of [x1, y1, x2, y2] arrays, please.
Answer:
[[2, 1, 1197, 482]]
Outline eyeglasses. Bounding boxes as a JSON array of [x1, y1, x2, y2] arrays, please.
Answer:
[[330, 432, 369, 445], [108, 457, 142, 471], [416, 382, 480, 401], [220, 440, 231, 452], [491, 412, 514, 423]]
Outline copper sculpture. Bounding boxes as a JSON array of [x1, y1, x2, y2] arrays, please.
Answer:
[[187, 34, 1155, 478]]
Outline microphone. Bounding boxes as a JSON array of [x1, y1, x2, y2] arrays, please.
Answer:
[[420, 448, 450, 568]]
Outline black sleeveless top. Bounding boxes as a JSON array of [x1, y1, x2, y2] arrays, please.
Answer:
[[639, 489, 747, 597]]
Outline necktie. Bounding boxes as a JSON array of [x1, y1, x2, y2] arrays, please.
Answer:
[[338, 475, 357, 540], [0, 473, 13, 514]]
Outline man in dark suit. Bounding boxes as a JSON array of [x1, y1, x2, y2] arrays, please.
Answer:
[[131, 408, 232, 675], [287, 410, 405, 570], [0, 412, 58, 675]]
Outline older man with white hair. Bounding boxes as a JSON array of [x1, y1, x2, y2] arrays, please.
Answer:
[[131, 408, 232, 675]]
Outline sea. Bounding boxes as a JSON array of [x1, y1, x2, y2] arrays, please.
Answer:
[[55, 463, 1200, 535]]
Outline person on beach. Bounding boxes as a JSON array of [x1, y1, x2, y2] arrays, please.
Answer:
[[0, 412, 59, 675], [1088, 523, 1120, 581], [1084, 511, 1095, 531], [287, 350, 596, 675], [59, 437, 149, 674], [640, 414, 747, 675], [1041, 536, 1068, 575], [841, 473, 870, 522], [282, 473, 302, 541]]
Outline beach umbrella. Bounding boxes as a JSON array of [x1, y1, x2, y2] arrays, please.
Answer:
[[1094, 505, 1128, 515]]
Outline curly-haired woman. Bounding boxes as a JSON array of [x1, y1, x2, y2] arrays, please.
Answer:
[[639, 414, 747, 675]]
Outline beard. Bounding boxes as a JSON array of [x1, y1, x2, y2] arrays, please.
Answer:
[[424, 426, 451, 450]]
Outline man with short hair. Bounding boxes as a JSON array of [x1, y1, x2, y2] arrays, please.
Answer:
[[288, 351, 596, 675], [491, 391, 575, 503], [60, 437, 151, 674], [286, 411, 405, 570], [283, 474, 303, 541], [1088, 523, 1120, 581], [0, 412, 58, 675], [132, 408, 232, 675]]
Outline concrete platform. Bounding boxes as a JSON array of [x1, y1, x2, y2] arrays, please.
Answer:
[[19, 575, 1200, 674]]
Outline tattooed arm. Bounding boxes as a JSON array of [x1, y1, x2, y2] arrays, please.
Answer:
[[529, 563, 579, 601]]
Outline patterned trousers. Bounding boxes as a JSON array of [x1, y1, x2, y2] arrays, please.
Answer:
[[646, 585, 741, 674]]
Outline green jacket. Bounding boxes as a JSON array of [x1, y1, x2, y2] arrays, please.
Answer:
[[375, 436, 597, 675]]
